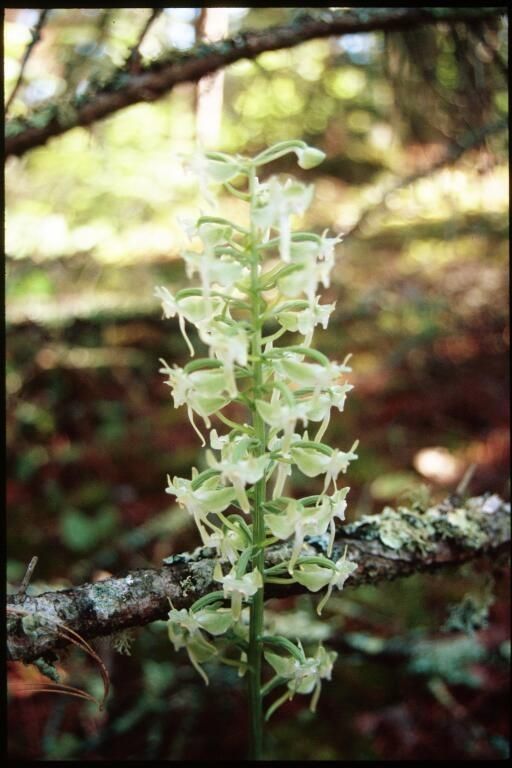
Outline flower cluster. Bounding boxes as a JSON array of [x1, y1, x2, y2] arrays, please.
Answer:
[[156, 139, 358, 722]]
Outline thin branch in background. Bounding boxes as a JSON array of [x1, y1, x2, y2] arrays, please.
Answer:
[[5, 8, 51, 114], [345, 117, 508, 239], [456, 464, 477, 496], [8, 605, 110, 706], [126, 8, 163, 74], [468, 22, 509, 80], [17, 556, 38, 596], [402, 25, 473, 134], [450, 24, 492, 122], [5, 6, 507, 158], [95, 8, 115, 49]]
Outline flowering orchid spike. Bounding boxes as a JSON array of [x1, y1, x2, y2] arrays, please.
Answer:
[[156, 141, 357, 755]]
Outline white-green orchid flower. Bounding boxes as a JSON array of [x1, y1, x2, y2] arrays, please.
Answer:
[[214, 565, 263, 620], [203, 524, 247, 565], [265, 498, 334, 573], [198, 320, 248, 398], [184, 151, 244, 206], [274, 354, 351, 392], [168, 604, 234, 684], [256, 393, 308, 433], [266, 429, 301, 499], [155, 285, 223, 356], [179, 217, 245, 295], [265, 642, 337, 714], [158, 360, 231, 443], [166, 474, 236, 544], [207, 442, 269, 514], [203, 153, 244, 184], [317, 229, 343, 269], [277, 257, 332, 302], [293, 547, 358, 614], [167, 608, 217, 684], [255, 391, 309, 497], [314, 486, 350, 554], [253, 177, 314, 262], [277, 298, 335, 346], [183, 249, 245, 297], [298, 382, 354, 441], [275, 231, 342, 301], [290, 439, 359, 493], [328, 487, 350, 521]]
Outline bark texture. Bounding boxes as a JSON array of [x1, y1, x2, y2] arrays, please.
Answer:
[[7, 494, 510, 664], [5, 7, 507, 158]]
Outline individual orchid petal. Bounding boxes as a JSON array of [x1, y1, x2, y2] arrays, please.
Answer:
[[265, 500, 302, 540], [207, 434, 270, 513], [252, 178, 314, 250], [294, 301, 335, 339], [205, 155, 243, 183], [165, 474, 236, 529], [198, 321, 248, 398], [195, 607, 234, 636], [293, 564, 333, 592], [290, 445, 331, 477]]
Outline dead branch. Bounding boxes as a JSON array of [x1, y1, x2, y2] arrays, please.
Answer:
[[7, 494, 510, 664], [5, 7, 507, 158], [5, 8, 51, 114], [125, 8, 163, 73]]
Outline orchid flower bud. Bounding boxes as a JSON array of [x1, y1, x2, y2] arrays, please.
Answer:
[[295, 146, 326, 169]]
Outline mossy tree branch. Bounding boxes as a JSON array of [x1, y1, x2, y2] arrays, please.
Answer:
[[7, 494, 510, 664], [5, 7, 507, 158]]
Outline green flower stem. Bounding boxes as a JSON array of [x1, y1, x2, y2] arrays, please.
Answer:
[[247, 163, 266, 761]]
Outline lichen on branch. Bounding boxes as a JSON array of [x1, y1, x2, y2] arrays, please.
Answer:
[[6, 494, 510, 665], [5, 6, 506, 158]]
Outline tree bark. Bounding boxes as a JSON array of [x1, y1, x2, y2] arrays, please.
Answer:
[[7, 494, 510, 664], [5, 7, 507, 158]]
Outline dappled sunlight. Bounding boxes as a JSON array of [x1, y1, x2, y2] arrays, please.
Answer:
[[5, 7, 509, 762], [413, 447, 464, 485]]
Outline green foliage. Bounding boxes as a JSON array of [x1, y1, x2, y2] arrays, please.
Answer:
[[60, 506, 119, 552]]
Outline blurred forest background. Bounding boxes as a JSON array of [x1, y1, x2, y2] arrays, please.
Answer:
[[5, 7, 509, 761]]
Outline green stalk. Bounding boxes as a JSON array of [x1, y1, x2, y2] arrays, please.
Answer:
[[247, 164, 266, 761]]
